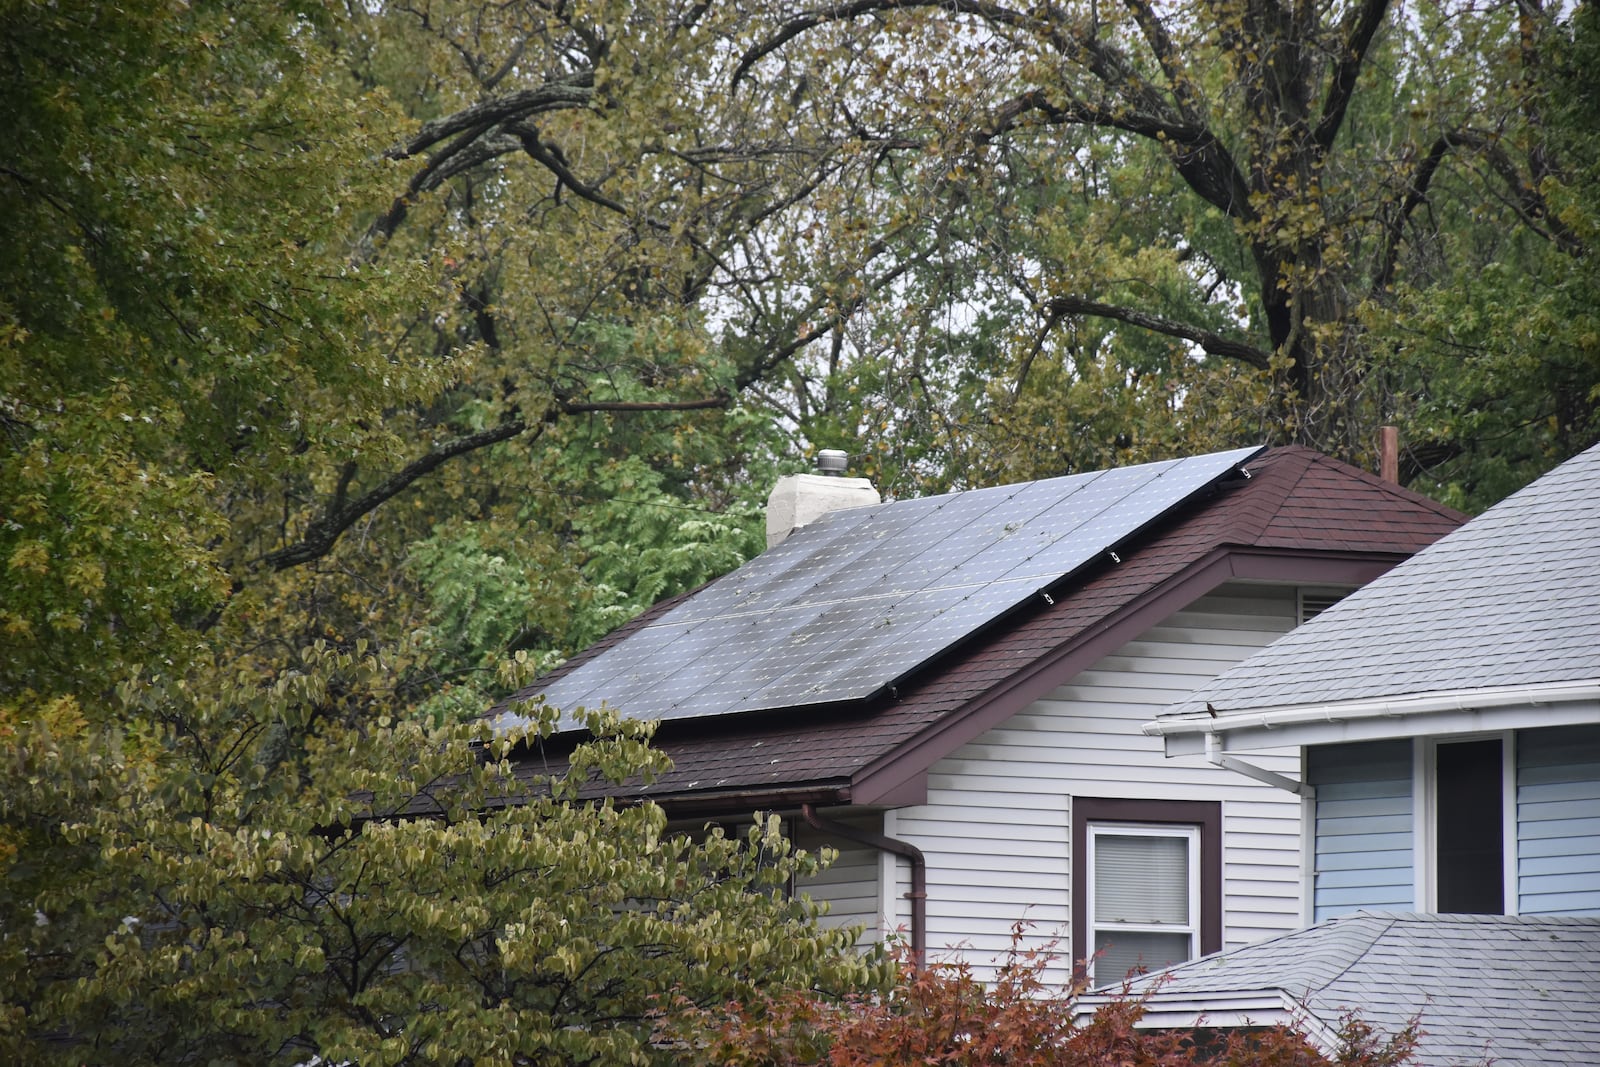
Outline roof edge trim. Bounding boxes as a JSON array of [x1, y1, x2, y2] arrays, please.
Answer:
[[1071, 990, 1337, 1050], [1148, 680, 1600, 754]]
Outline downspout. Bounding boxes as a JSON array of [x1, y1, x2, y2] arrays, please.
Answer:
[[1205, 732, 1315, 799], [801, 803, 926, 967]]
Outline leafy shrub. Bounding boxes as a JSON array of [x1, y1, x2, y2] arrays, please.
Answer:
[[664, 924, 1418, 1067]]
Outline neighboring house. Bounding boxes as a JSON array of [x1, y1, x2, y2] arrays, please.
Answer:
[[490, 445, 1463, 982], [1131, 442, 1600, 1064], [1078, 912, 1600, 1066], [1150, 441, 1600, 922]]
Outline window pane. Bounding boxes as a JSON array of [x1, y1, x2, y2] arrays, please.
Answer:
[[1436, 739, 1504, 913], [1094, 834, 1189, 923], [1094, 930, 1191, 984]]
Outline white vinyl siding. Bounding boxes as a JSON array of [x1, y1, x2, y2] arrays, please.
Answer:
[[1306, 739, 1415, 920], [886, 585, 1306, 982], [1517, 724, 1600, 915]]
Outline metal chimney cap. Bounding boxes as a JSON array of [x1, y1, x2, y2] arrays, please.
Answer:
[[815, 449, 849, 476]]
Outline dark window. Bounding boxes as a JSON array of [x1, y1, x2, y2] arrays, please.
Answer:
[[1435, 739, 1504, 913]]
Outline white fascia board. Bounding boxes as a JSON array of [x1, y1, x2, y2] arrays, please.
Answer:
[[1072, 989, 1337, 1051], [1146, 681, 1600, 757]]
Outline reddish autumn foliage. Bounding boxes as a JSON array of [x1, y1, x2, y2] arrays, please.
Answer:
[[663, 926, 1418, 1067]]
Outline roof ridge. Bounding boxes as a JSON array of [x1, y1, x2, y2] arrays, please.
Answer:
[[1308, 912, 1398, 998], [1299, 449, 1469, 524]]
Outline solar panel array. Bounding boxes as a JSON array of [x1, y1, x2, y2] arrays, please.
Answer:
[[501, 446, 1262, 731]]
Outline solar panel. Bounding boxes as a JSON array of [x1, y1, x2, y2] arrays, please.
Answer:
[[499, 446, 1263, 732]]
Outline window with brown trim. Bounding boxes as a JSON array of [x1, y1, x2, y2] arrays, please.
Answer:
[[1071, 797, 1222, 984]]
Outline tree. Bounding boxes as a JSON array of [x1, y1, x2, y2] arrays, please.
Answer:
[[2, 4, 883, 1061], [0, 0, 445, 702], [1364, 1, 1600, 509], [3, 645, 884, 1064], [720, 0, 1591, 483]]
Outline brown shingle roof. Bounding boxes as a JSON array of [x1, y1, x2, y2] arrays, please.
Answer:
[[496, 447, 1463, 811]]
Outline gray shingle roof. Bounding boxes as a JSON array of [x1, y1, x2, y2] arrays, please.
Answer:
[[1112, 912, 1600, 1067], [1167, 442, 1600, 719]]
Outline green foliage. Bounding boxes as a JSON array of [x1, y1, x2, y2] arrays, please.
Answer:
[[671, 928, 1418, 1067], [1366, 3, 1600, 511], [2, 643, 886, 1065], [0, 0, 443, 700], [2, 5, 881, 1062]]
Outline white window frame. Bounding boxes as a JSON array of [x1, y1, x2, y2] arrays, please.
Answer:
[[1084, 821, 1201, 983]]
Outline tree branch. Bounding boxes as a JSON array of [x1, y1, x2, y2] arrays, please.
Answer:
[[1313, 0, 1393, 152], [1120, 0, 1205, 122], [260, 419, 535, 571], [385, 75, 594, 161], [732, 233, 935, 389], [984, 90, 1255, 221], [509, 123, 631, 217], [1042, 295, 1271, 368], [1372, 133, 1453, 295], [560, 396, 728, 413], [1374, 128, 1584, 292], [259, 392, 733, 571]]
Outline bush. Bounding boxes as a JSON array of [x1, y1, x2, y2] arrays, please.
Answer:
[[664, 924, 1418, 1067]]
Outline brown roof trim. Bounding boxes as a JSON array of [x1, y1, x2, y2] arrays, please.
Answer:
[[638, 783, 852, 819], [849, 546, 1412, 805]]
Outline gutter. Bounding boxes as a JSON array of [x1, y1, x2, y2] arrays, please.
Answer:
[[1145, 680, 1600, 740], [802, 803, 926, 966]]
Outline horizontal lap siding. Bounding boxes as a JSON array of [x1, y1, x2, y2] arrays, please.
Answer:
[[1306, 740, 1414, 921], [892, 586, 1306, 983], [1517, 724, 1600, 915]]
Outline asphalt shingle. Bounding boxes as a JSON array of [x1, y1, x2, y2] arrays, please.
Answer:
[[1169, 443, 1600, 719], [1119, 912, 1600, 1067]]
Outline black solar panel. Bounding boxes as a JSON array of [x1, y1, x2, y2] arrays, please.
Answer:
[[498, 446, 1262, 731]]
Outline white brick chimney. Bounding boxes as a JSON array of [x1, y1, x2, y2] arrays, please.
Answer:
[[765, 449, 880, 548]]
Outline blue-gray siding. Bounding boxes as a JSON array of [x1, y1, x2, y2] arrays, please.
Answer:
[[1517, 724, 1600, 915], [1307, 740, 1414, 921]]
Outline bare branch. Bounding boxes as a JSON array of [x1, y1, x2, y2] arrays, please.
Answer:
[[510, 123, 631, 217], [1372, 134, 1452, 296], [1011, 304, 1069, 400], [260, 419, 536, 571], [385, 75, 594, 160], [1042, 295, 1271, 368], [560, 396, 728, 414], [984, 90, 1255, 221], [1120, 0, 1205, 122], [259, 392, 731, 571], [733, 234, 937, 389], [1313, 0, 1393, 152], [1374, 128, 1586, 283]]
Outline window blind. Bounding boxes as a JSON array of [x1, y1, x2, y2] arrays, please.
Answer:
[[1093, 833, 1189, 924]]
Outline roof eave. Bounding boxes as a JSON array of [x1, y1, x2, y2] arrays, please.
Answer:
[[1071, 989, 1339, 1051], [1148, 680, 1600, 756], [639, 782, 853, 819]]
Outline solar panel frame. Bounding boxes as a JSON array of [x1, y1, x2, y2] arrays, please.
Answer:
[[511, 446, 1262, 731]]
